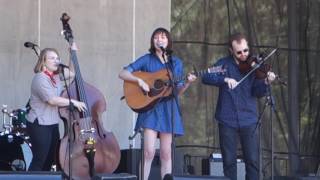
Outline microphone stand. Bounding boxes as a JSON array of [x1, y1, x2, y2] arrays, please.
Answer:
[[32, 46, 39, 58], [252, 76, 281, 180], [59, 66, 76, 180], [24, 42, 40, 58], [129, 128, 143, 180], [266, 83, 275, 180], [161, 49, 181, 176]]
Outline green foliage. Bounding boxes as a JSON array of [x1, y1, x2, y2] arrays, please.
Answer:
[[172, 0, 320, 176]]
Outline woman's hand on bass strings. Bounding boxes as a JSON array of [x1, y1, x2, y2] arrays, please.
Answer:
[[71, 100, 87, 112]]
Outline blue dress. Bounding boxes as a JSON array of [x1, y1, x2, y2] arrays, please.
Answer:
[[125, 53, 185, 136]]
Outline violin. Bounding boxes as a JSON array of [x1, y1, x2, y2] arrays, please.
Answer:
[[238, 54, 271, 79], [236, 49, 287, 86]]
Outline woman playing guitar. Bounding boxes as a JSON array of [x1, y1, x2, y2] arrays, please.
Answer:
[[119, 27, 197, 180]]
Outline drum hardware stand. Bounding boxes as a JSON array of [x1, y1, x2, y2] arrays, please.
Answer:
[[129, 128, 144, 180], [1, 105, 17, 134], [1, 105, 32, 171]]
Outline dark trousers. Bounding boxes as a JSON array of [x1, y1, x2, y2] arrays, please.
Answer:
[[26, 119, 59, 171], [219, 123, 259, 180]]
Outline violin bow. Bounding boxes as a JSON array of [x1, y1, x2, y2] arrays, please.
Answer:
[[234, 48, 277, 89]]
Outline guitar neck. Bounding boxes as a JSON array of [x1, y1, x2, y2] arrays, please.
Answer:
[[173, 65, 226, 82]]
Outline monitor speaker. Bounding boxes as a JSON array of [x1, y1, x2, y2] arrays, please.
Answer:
[[202, 158, 245, 179], [0, 171, 62, 180], [269, 176, 320, 180], [115, 149, 184, 180], [163, 174, 229, 180], [92, 173, 137, 180], [115, 149, 160, 180]]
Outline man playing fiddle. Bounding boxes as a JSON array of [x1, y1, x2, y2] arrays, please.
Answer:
[[201, 33, 276, 180]]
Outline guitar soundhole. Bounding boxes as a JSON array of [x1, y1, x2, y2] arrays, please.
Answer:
[[154, 79, 165, 90]]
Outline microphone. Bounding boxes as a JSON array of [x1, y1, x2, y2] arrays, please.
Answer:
[[159, 46, 166, 52], [157, 42, 173, 56], [24, 42, 38, 48], [56, 62, 69, 69], [157, 42, 166, 52]]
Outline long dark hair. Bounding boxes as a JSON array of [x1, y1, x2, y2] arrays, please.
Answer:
[[148, 27, 173, 54]]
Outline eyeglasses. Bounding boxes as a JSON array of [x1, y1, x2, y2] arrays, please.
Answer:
[[47, 56, 60, 61], [236, 48, 249, 55]]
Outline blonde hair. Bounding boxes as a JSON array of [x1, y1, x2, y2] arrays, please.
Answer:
[[33, 48, 60, 73]]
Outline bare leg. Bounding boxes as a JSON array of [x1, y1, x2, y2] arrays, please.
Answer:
[[159, 133, 173, 179], [143, 128, 157, 180]]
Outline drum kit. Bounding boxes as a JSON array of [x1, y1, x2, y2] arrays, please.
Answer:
[[0, 105, 32, 171]]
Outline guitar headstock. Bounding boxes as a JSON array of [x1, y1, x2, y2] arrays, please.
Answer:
[[60, 13, 73, 44]]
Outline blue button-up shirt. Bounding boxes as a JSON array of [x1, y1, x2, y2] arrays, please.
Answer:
[[202, 56, 268, 128]]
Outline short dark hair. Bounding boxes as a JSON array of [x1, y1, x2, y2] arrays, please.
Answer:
[[228, 33, 247, 48], [149, 27, 173, 54]]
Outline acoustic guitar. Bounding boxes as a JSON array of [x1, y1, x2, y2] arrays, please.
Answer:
[[123, 66, 225, 112]]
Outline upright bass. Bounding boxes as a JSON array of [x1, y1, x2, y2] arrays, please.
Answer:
[[58, 13, 120, 179]]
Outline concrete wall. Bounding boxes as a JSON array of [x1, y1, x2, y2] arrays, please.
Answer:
[[0, 0, 170, 149]]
